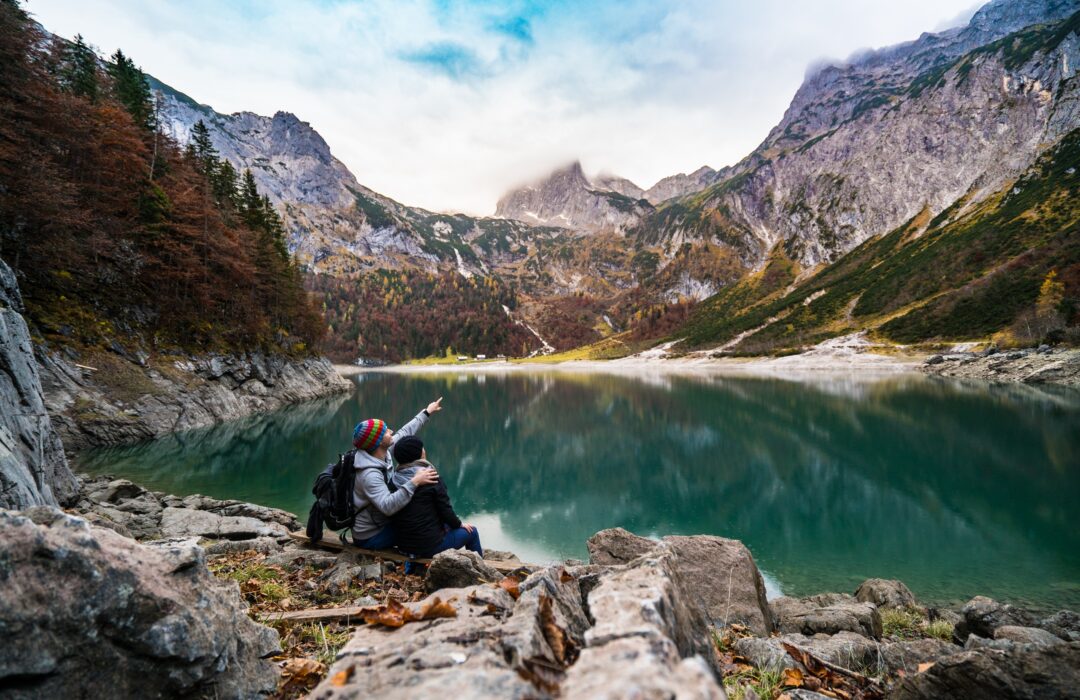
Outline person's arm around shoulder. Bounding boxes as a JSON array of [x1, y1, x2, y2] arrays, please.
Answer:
[[358, 467, 437, 516], [394, 397, 443, 442]]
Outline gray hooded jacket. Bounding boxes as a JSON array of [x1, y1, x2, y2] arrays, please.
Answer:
[[350, 410, 429, 541]]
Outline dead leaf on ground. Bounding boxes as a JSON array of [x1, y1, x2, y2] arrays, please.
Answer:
[[279, 657, 326, 688], [497, 575, 522, 600], [538, 594, 576, 665], [359, 596, 458, 628], [782, 667, 804, 687], [917, 662, 935, 673], [330, 664, 354, 687]]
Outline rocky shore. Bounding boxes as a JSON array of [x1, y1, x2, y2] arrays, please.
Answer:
[[37, 348, 352, 451], [921, 347, 1080, 386], [2, 474, 1076, 699]]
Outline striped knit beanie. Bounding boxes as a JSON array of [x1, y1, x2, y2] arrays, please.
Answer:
[[353, 418, 388, 452]]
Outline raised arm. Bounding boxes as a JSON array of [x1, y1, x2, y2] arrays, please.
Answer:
[[392, 397, 443, 442]]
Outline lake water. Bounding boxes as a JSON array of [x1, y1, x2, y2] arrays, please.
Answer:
[[76, 370, 1080, 613]]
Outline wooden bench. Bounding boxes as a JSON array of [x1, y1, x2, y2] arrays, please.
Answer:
[[287, 530, 526, 574]]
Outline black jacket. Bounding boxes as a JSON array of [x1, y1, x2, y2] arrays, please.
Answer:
[[390, 461, 462, 556]]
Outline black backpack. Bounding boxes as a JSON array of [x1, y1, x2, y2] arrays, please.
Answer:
[[305, 450, 359, 542], [304, 450, 399, 542]]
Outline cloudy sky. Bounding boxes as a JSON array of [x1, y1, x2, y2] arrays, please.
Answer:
[[32, 0, 981, 214]]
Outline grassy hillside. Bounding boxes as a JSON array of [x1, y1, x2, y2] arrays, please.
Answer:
[[673, 128, 1080, 353]]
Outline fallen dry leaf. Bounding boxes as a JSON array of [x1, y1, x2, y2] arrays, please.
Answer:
[[782, 667, 805, 688], [497, 575, 521, 600], [280, 657, 326, 683], [330, 664, 354, 687], [917, 662, 935, 673], [415, 596, 458, 621], [358, 596, 457, 628]]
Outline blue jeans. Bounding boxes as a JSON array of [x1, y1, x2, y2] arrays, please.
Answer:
[[426, 526, 482, 558], [353, 524, 395, 550]]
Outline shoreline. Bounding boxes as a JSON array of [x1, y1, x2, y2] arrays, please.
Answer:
[[339, 337, 1080, 387]]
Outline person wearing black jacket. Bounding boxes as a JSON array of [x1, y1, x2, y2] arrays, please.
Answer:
[[389, 436, 482, 558]]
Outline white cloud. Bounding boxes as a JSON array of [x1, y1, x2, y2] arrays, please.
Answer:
[[29, 0, 981, 215]]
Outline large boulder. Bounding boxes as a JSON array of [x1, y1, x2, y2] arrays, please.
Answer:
[[662, 535, 774, 636], [426, 549, 502, 592], [0, 508, 279, 699], [854, 578, 918, 609], [953, 596, 1038, 643], [586, 528, 774, 636], [314, 552, 727, 699], [879, 638, 960, 674], [0, 257, 78, 509], [586, 527, 657, 565], [889, 641, 1080, 699], [771, 594, 883, 639]]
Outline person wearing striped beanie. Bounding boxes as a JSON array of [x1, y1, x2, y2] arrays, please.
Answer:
[[348, 397, 443, 549]]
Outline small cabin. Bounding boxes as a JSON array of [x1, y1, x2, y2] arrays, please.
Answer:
[[476, 354, 487, 360]]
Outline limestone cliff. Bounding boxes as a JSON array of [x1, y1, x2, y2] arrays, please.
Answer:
[[0, 258, 77, 508], [637, 2, 1080, 269]]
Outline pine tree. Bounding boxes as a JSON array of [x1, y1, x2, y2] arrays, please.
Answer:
[[261, 194, 289, 260], [239, 169, 264, 229], [212, 158, 239, 209], [189, 120, 219, 173], [107, 49, 154, 131], [61, 34, 99, 100]]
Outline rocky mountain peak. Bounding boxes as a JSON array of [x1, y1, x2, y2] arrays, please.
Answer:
[[495, 161, 653, 231]]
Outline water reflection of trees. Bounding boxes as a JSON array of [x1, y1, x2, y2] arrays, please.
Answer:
[[405, 371, 1080, 609], [78, 371, 1080, 610]]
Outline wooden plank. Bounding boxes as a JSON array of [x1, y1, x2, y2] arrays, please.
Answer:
[[287, 530, 527, 573], [262, 606, 371, 623]]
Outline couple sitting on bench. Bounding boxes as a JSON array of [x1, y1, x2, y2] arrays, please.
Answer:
[[349, 397, 482, 564]]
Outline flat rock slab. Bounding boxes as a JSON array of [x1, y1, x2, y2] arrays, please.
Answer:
[[161, 506, 288, 539], [771, 594, 883, 639]]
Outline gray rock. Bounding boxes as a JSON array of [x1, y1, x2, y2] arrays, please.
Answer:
[[880, 638, 959, 674], [0, 508, 278, 699], [772, 594, 883, 639], [890, 641, 1080, 699], [264, 547, 340, 571], [313, 552, 727, 699], [663, 534, 775, 636], [204, 536, 284, 555], [854, 578, 918, 609], [964, 634, 1022, 652], [994, 625, 1065, 647], [0, 257, 78, 510], [925, 354, 945, 365], [586, 526, 657, 565], [1039, 610, 1080, 642], [586, 529, 774, 636], [736, 632, 881, 674], [159, 506, 289, 540], [953, 596, 1037, 643], [426, 550, 502, 592], [483, 549, 521, 562]]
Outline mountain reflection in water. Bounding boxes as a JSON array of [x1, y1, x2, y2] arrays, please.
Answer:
[[77, 371, 1080, 612]]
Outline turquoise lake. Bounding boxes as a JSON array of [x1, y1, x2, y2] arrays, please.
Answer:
[[76, 370, 1080, 613]]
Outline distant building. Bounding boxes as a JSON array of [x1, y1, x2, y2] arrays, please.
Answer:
[[457, 356, 468, 362], [476, 354, 487, 360]]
